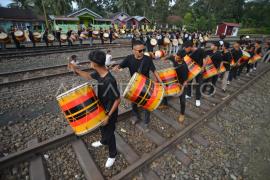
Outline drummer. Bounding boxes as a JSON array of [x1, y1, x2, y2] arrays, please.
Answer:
[[167, 31, 174, 55], [100, 28, 104, 45], [109, 28, 114, 44], [69, 50, 121, 168], [43, 27, 49, 47], [26, 26, 35, 48], [174, 31, 180, 54], [77, 26, 83, 46], [131, 30, 136, 49], [67, 28, 73, 46], [184, 41, 209, 107], [201, 42, 223, 96], [9, 26, 20, 49], [87, 26, 93, 46], [219, 32, 226, 48], [219, 42, 232, 93], [0, 29, 7, 50], [145, 32, 153, 52], [158, 49, 189, 122], [56, 28, 62, 47], [113, 40, 166, 133]]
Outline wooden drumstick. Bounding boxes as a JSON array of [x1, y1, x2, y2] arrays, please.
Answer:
[[67, 57, 70, 68]]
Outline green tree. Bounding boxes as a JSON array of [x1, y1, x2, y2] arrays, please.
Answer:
[[197, 16, 206, 31], [167, 20, 173, 28], [184, 13, 192, 25], [81, 0, 106, 17], [49, 0, 72, 15], [175, 19, 183, 29], [116, 0, 135, 14], [155, 0, 169, 27], [7, 0, 31, 9], [207, 15, 213, 31]]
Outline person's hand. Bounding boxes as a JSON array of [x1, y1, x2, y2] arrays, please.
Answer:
[[112, 65, 120, 71], [101, 116, 110, 126], [200, 66, 205, 73], [175, 89, 183, 97], [201, 47, 205, 50], [68, 63, 76, 71], [217, 70, 220, 75], [160, 82, 166, 89], [233, 64, 236, 67], [161, 57, 166, 62]]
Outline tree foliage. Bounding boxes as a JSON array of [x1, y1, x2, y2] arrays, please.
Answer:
[[175, 19, 183, 29]]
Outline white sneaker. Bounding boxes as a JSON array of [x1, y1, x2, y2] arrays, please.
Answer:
[[185, 95, 191, 99], [253, 67, 256, 70], [227, 81, 231, 85], [210, 93, 213, 97], [196, 100, 201, 106], [246, 73, 249, 76], [105, 158, 115, 168], [92, 141, 103, 147], [238, 78, 240, 81], [250, 69, 253, 72]]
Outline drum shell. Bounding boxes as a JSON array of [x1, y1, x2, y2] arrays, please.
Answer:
[[150, 39, 157, 47], [178, 39, 183, 45], [163, 38, 170, 47], [60, 34, 67, 43], [92, 31, 99, 38], [56, 83, 107, 136], [172, 39, 178, 46], [47, 34, 54, 43], [123, 73, 164, 111], [219, 65, 226, 73], [156, 68, 181, 96], [121, 31, 125, 35], [0, 33, 11, 44], [155, 50, 166, 58], [79, 32, 87, 40], [203, 57, 218, 79], [183, 55, 202, 81], [144, 52, 154, 59], [112, 33, 119, 40], [249, 54, 261, 64], [69, 34, 77, 43], [33, 33, 41, 42], [103, 33, 109, 41], [14, 30, 25, 42]]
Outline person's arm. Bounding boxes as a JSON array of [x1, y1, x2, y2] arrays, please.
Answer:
[[69, 63, 93, 79], [176, 79, 188, 96], [112, 56, 128, 71], [153, 70, 166, 89], [200, 56, 209, 73], [101, 97, 121, 126], [161, 55, 171, 62]]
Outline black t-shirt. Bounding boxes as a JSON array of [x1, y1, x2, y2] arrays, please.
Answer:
[[90, 72, 120, 121], [56, 31, 61, 39], [66, 30, 72, 37], [10, 31, 16, 40], [87, 29, 92, 37], [146, 36, 151, 44], [205, 50, 222, 69], [78, 30, 82, 36], [255, 47, 262, 55], [188, 48, 207, 67], [168, 56, 189, 85], [119, 55, 156, 78], [149, 31, 153, 35], [244, 40, 251, 45], [109, 30, 114, 38], [100, 30, 103, 38], [231, 48, 243, 62], [248, 51, 254, 58], [183, 32, 189, 42], [222, 51, 232, 71], [219, 35, 226, 40], [132, 33, 136, 40], [43, 30, 48, 40], [169, 35, 174, 42], [139, 32, 144, 41]]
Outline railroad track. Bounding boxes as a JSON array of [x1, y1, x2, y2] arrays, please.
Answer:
[[0, 43, 132, 59], [0, 61, 269, 179]]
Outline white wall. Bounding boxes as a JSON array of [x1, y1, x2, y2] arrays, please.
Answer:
[[232, 27, 238, 36]]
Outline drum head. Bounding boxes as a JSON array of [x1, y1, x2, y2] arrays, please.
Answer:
[[157, 67, 176, 73], [56, 83, 90, 100], [14, 31, 23, 36], [35, 34, 41, 38], [114, 33, 119, 37], [48, 34, 54, 40], [61, 34, 67, 39], [0, 32, 8, 39], [242, 50, 251, 58], [103, 33, 109, 38], [150, 39, 157, 45], [173, 39, 178, 46], [144, 52, 150, 56], [178, 39, 183, 44], [164, 38, 170, 43], [93, 31, 98, 34], [123, 73, 138, 98], [33, 32, 40, 36], [155, 50, 162, 57], [122, 31, 125, 33]]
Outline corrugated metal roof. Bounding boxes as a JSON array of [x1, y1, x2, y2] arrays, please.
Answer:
[[49, 15, 79, 21], [0, 7, 34, 18], [220, 22, 241, 27], [167, 15, 184, 22]]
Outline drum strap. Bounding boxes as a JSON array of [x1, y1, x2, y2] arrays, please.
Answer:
[[138, 56, 145, 74]]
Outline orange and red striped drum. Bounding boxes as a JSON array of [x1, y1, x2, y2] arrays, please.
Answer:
[[249, 54, 261, 64], [144, 52, 154, 59], [123, 73, 165, 111], [219, 65, 226, 73], [79, 32, 87, 40], [203, 57, 218, 79], [183, 55, 202, 81], [103, 33, 109, 41], [33, 32, 41, 42], [56, 83, 107, 136], [112, 33, 119, 40], [239, 50, 251, 66], [69, 34, 77, 43], [47, 34, 55, 43], [155, 50, 165, 58], [230, 52, 235, 67], [163, 38, 170, 47], [60, 34, 67, 43], [156, 68, 181, 96], [0, 32, 11, 44], [14, 30, 25, 42], [92, 31, 99, 38]]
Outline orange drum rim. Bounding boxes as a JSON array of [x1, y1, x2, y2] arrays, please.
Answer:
[[203, 57, 218, 79], [184, 55, 202, 81]]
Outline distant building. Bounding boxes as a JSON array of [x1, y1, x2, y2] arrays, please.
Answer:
[[166, 15, 186, 29], [216, 22, 241, 36]]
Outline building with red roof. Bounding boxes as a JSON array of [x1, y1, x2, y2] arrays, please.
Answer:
[[216, 22, 242, 36], [165, 15, 185, 29]]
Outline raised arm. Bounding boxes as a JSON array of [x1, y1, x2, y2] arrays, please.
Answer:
[[68, 63, 93, 79]]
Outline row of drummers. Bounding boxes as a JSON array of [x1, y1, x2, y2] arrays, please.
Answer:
[[0, 28, 121, 45]]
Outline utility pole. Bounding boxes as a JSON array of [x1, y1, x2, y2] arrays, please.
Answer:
[[42, 0, 49, 32]]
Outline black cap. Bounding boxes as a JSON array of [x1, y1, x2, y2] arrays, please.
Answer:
[[27, 26, 30, 28], [59, 28, 62, 30], [71, 55, 77, 60]]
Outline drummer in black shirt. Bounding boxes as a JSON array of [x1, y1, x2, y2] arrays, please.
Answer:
[[77, 26, 83, 46], [9, 26, 20, 49], [100, 28, 104, 45], [131, 30, 136, 49], [149, 28, 153, 36], [246, 45, 254, 76], [109, 28, 114, 44], [66, 28, 73, 46], [158, 49, 189, 122], [219, 32, 226, 41], [184, 41, 209, 106], [113, 40, 166, 133], [251, 41, 262, 70], [27, 26, 35, 48], [56, 28, 62, 47], [145, 32, 153, 52], [228, 41, 243, 83], [68, 50, 121, 168], [139, 29, 144, 43], [43, 28, 49, 47], [202, 42, 223, 96], [219, 42, 231, 93], [87, 26, 93, 46]]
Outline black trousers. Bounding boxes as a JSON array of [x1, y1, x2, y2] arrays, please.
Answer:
[[246, 63, 251, 73], [100, 111, 117, 158], [57, 38, 61, 46], [228, 67, 237, 81], [187, 73, 203, 100], [132, 40, 135, 49], [132, 103, 150, 124], [13, 38, 20, 49], [202, 42, 206, 47], [237, 61, 248, 77], [110, 37, 113, 43], [30, 38, 35, 48], [146, 43, 153, 52], [202, 75, 218, 94], [44, 38, 48, 47], [101, 37, 104, 45], [79, 39, 82, 45], [163, 88, 186, 115]]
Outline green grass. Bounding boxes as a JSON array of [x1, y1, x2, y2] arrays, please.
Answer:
[[238, 28, 270, 35]]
